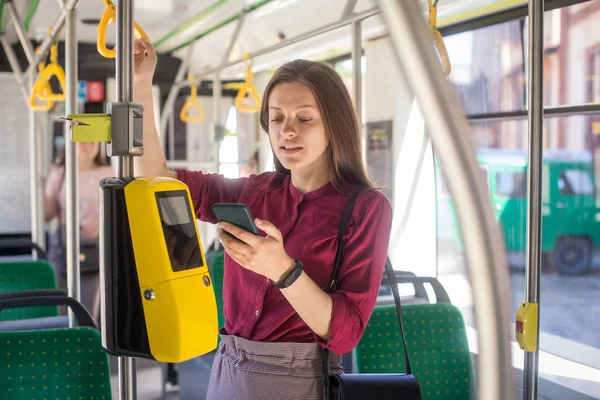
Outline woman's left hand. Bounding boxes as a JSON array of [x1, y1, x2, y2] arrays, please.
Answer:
[[218, 219, 295, 283]]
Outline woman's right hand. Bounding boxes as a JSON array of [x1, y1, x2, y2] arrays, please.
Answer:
[[134, 37, 157, 83]]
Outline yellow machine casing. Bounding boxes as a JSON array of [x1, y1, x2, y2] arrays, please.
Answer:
[[515, 301, 539, 352], [124, 177, 218, 363]]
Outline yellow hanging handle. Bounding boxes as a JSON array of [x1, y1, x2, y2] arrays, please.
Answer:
[[28, 46, 55, 110], [235, 54, 261, 113], [97, 0, 151, 59], [35, 42, 66, 102], [180, 75, 206, 123], [29, 82, 55, 111], [428, 0, 451, 77]]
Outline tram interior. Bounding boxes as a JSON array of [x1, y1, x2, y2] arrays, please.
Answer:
[[1, 0, 600, 399]]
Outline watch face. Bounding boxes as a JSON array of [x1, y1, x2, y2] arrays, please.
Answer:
[[284, 267, 302, 287]]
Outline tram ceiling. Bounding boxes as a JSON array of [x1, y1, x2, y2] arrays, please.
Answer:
[[1, 0, 593, 83]]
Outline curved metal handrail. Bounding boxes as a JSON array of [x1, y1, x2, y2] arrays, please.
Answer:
[[376, 1, 515, 399]]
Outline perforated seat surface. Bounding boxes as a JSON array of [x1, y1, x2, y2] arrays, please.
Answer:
[[0, 326, 112, 399], [0, 261, 58, 321], [356, 303, 473, 400]]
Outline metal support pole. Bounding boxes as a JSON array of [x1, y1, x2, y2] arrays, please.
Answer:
[[115, 0, 134, 178], [22, 0, 81, 81], [466, 103, 600, 123], [5, 0, 35, 62], [179, 7, 379, 88], [221, 10, 246, 66], [159, 46, 193, 140], [64, 6, 80, 326], [524, 0, 544, 398], [3, 3, 49, 259], [29, 71, 46, 259], [23, 16, 66, 81], [377, 1, 514, 399], [169, 105, 175, 161], [341, 0, 358, 18], [213, 73, 222, 172], [351, 20, 363, 161], [116, 0, 137, 397]]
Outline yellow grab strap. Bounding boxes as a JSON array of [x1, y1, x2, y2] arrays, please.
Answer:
[[35, 43, 66, 102], [97, 0, 150, 59], [235, 54, 260, 113], [428, 0, 451, 77], [29, 83, 55, 111], [180, 76, 206, 122]]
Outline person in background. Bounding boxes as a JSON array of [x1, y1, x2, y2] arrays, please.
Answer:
[[43, 142, 113, 321]]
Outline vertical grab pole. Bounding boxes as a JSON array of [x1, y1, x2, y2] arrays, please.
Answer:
[[524, 0, 544, 398], [115, 0, 137, 398], [351, 20, 363, 161], [116, 0, 134, 179], [65, 4, 80, 326], [213, 73, 222, 173], [29, 72, 46, 260]]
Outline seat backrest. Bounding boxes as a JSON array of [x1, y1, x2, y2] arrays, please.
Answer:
[[0, 326, 111, 399], [356, 302, 473, 400], [210, 252, 225, 330], [0, 261, 58, 321]]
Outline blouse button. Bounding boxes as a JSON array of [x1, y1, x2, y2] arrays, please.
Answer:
[[298, 194, 303, 200], [255, 310, 260, 316], [291, 216, 296, 221]]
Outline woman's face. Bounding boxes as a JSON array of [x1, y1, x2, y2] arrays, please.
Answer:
[[267, 82, 330, 173], [78, 142, 99, 165]]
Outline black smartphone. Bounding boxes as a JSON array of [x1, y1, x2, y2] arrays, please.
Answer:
[[212, 203, 260, 235]]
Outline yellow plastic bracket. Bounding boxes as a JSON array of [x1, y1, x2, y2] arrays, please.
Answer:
[[515, 301, 539, 352], [97, 1, 150, 59], [66, 113, 112, 143], [428, 0, 451, 77], [235, 55, 261, 113], [180, 77, 206, 122]]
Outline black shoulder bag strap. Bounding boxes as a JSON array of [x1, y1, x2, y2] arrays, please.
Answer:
[[321, 193, 413, 399]]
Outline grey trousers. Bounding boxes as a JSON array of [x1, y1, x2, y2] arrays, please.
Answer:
[[206, 330, 343, 400]]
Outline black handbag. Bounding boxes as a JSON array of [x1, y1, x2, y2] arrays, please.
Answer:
[[321, 194, 422, 400]]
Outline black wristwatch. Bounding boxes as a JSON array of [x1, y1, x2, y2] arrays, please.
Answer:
[[273, 259, 303, 289]]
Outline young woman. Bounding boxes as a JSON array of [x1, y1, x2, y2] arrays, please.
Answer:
[[43, 142, 112, 321], [134, 37, 392, 400]]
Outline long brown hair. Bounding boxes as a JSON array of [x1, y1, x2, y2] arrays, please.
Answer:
[[259, 59, 372, 194]]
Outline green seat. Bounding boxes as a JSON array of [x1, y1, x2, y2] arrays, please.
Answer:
[[356, 303, 473, 400], [0, 326, 112, 399], [210, 252, 225, 331], [0, 261, 58, 321]]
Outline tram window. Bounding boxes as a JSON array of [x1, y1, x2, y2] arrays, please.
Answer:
[[436, 4, 600, 398], [444, 21, 525, 115], [557, 169, 594, 195], [495, 171, 526, 198]]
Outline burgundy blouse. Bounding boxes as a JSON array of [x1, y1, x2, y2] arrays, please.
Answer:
[[177, 169, 392, 355]]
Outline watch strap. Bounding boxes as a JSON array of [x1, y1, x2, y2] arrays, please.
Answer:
[[274, 260, 303, 288]]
